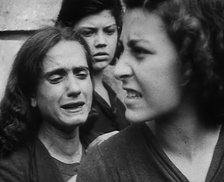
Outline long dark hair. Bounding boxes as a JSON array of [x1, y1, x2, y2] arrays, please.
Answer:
[[0, 26, 93, 154]]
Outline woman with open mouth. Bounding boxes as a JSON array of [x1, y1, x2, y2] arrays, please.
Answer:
[[56, 0, 130, 149], [77, 0, 224, 181], [0, 26, 93, 182]]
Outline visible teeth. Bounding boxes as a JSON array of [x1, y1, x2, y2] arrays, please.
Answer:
[[126, 90, 142, 98], [61, 102, 84, 109]]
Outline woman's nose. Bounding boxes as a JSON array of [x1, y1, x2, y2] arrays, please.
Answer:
[[66, 76, 81, 97], [114, 53, 132, 81], [95, 32, 107, 48]]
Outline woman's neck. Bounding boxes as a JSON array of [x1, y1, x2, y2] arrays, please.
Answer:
[[38, 124, 83, 164], [93, 71, 111, 106], [147, 101, 221, 159], [92, 70, 104, 85], [147, 99, 221, 182]]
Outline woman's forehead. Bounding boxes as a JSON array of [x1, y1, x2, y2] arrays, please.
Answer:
[[74, 10, 116, 29], [121, 9, 166, 42]]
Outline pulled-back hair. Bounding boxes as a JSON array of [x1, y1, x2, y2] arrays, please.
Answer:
[[56, 0, 124, 64], [123, 0, 224, 125], [0, 26, 93, 154], [56, 0, 123, 35]]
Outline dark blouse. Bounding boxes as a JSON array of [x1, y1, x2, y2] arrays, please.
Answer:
[[0, 139, 64, 182], [80, 82, 129, 148], [77, 123, 224, 182]]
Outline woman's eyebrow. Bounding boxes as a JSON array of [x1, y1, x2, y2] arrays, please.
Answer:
[[105, 23, 117, 28], [76, 27, 96, 33], [128, 39, 151, 48], [127, 39, 138, 48], [44, 68, 66, 78], [44, 66, 89, 77], [72, 66, 89, 73]]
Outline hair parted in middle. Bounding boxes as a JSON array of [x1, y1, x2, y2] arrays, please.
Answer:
[[0, 26, 93, 154]]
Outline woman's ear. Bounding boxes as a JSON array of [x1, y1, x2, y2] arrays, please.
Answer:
[[180, 63, 192, 86], [31, 97, 37, 107]]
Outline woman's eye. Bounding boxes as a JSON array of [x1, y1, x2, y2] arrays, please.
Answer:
[[77, 71, 89, 79], [48, 75, 64, 84], [132, 47, 152, 60], [105, 28, 116, 35], [80, 30, 94, 37]]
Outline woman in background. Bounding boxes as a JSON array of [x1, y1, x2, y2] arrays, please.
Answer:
[[0, 26, 93, 182], [56, 0, 129, 148], [77, 0, 224, 181]]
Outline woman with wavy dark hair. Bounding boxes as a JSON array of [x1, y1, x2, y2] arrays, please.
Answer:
[[56, 0, 129, 149], [77, 0, 224, 181], [0, 26, 93, 182]]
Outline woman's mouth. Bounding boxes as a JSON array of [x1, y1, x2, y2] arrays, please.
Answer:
[[61, 102, 85, 112], [93, 52, 109, 61], [125, 89, 142, 99]]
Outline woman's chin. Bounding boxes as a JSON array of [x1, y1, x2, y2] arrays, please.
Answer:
[[92, 61, 111, 71], [125, 110, 154, 123]]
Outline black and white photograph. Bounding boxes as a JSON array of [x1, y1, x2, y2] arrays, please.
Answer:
[[0, 0, 224, 181]]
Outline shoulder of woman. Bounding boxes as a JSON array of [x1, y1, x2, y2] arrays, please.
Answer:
[[0, 146, 30, 181], [84, 124, 139, 159]]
